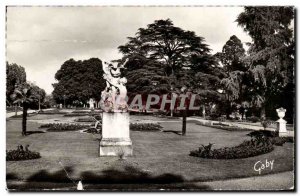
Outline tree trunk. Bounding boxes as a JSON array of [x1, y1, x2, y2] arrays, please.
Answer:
[[15, 104, 17, 116], [182, 109, 187, 136], [22, 104, 27, 136]]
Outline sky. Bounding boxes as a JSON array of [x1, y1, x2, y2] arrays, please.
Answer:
[[6, 6, 251, 94]]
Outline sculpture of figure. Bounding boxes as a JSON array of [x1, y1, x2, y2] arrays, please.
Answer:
[[100, 59, 129, 112]]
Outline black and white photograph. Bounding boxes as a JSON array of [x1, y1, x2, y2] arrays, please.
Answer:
[[5, 5, 295, 191]]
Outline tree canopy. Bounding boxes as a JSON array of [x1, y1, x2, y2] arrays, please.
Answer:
[[118, 19, 223, 107], [6, 62, 26, 105], [236, 6, 294, 119], [52, 58, 106, 106]]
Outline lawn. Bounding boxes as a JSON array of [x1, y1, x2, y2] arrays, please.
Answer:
[[6, 113, 294, 190]]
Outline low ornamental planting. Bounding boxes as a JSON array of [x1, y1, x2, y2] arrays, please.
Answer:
[[130, 123, 162, 131], [7, 145, 41, 161], [40, 123, 89, 131], [76, 117, 97, 122], [38, 109, 67, 114], [84, 128, 101, 134], [190, 136, 274, 159]]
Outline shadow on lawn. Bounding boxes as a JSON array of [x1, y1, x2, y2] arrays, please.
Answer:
[[26, 131, 46, 135], [7, 165, 210, 191]]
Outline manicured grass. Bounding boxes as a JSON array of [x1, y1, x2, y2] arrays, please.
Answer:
[[6, 114, 294, 190]]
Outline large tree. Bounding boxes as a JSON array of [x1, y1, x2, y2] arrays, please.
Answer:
[[217, 35, 248, 118], [237, 6, 294, 120], [119, 19, 222, 104], [6, 62, 26, 105], [52, 58, 106, 106], [118, 19, 223, 135]]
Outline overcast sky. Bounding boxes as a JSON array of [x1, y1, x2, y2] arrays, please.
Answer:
[[6, 6, 251, 94]]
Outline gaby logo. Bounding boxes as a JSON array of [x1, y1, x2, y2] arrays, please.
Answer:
[[254, 159, 274, 174]]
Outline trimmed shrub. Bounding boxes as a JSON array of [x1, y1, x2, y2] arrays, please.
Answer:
[[130, 123, 162, 131], [7, 145, 41, 161]]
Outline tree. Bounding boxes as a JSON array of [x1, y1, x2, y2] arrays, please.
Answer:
[[118, 19, 219, 135], [119, 19, 212, 80], [217, 35, 247, 118], [52, 58, 106, 107], [6, 62, 26, 105], [11, 83, 35, 136], [236, 6, 294, 120], [28, 82, 46, 110]]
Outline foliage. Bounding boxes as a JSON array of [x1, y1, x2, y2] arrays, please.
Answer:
[[40, 123, 89, 131], [84, 128, 101, 134], [118, 19, 223, 105], [237, 7, 295, 119], [7, 145, 41, 161], [190, 136, 274, 159], [76, 117, 97, 122], [38, 109, 67, 114], [247, 130, 294, 146], [52, 58, 106, 106], [130, 123, 162, 131], [196, 121, 255, 132], [6, 62, 26, 105], [10, 83, 36, 136], [261, 120, 272, 130], [247, 116, 260, 123]]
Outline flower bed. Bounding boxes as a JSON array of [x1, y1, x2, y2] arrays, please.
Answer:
[[195, 121, 255, 132], [130, 123, 162, 131], [40, 123, 89, 131], [190, 136, 274, 159], [7, 145, 41, 161], [76, 117, 97, 122]]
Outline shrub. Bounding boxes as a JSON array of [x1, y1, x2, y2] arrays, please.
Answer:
[[261, 120, 272, 130], [40, 123, 89, 131], [76, 117, 96, 122], [247, 116, 260, 123], [270, 136, 294, 146], [196, 122, 254, 132], [247, 130, 278, 138], [7, 145, 41, 161], [209, 113, 220, 120], [84, 128, 101, 134], [190, 136, 274, 159], [130, 123, 162, 131], [38, 109, 67, 114], [72, 110, 90, 114]]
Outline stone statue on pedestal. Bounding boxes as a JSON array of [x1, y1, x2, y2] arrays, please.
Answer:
[[99, 58, 132, 157]]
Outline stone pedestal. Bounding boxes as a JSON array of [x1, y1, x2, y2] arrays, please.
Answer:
[[277, 119, 287, 137], [99, 112, 132, 156]]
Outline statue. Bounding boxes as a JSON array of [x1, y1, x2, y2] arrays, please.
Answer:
[[100, 59, 129, 112], [99, 58, 132, 157]]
